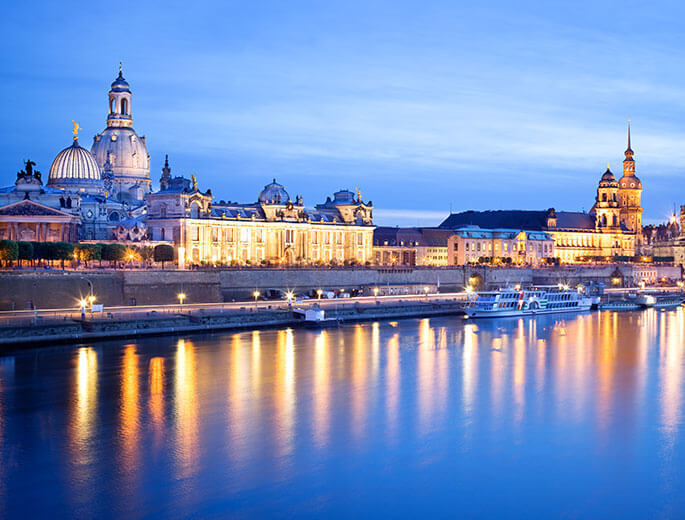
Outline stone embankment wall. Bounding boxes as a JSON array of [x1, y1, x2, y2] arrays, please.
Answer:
[[0, 300, 465, 347], [0, 264, 680, 310]]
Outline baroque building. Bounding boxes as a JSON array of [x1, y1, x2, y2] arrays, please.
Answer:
[[438, 126, 641, 264], [0, 69, 375, 263], [146, 168, 374, 266]]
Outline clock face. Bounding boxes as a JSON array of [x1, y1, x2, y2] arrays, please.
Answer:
[[86, 210, 94, 219]]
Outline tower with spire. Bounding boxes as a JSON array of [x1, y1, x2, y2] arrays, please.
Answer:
[[617, 121, 643, 244], [160, 155, 171, 191]]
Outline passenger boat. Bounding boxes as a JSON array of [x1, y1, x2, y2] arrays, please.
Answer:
[[599, 300, 642, 311], [465, 286, 593, 318], [637, 293, 684, 309]]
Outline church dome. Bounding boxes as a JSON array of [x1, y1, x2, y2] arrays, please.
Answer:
[[48, 139, 102, 193], [619, 175, 642, 190], [258, 179, 290, 204], [599, 167, 618, 187]]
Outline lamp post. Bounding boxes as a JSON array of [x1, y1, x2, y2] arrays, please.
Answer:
[[286, 291, 294, 309], [423, 286, 429, 299], [79, 299, 87, 320], [178, 292, 186, 310], [373, 287, 379, 299], [317, 289, 323, 300], [253, 290, 261, 305]]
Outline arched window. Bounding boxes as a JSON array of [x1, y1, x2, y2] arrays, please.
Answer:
[[601, 215, 607, 227], [160, 204, 167, 218], [160, 228, 165, 240], [612, 193, 617, 202], [190, 202, 200, 219], [613, 215, 618, 227], [121, 98, 128, 115], [110, 98, 116, 113], [602, 193, 607, 202]]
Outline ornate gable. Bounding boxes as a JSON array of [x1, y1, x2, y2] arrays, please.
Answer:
[[0, 199, 75, 218]]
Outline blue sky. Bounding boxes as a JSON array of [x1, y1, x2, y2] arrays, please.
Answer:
[[2, 1, 684, 225]]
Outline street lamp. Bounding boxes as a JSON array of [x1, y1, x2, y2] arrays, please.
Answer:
[[317, 289, 323, 299], [423, 286, 429, 298], [88, 295, 96, 309], [253, 290, 261, 302], [373, 287, 379, 298], [178, 292, 186, 309], [286, 291, 294, 308], [79, 299, 87, 319]]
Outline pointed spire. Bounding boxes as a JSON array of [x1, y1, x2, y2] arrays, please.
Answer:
[[627, 118, 632, 151], [118, 61, 123, 79], [606, 162, 611, 171]]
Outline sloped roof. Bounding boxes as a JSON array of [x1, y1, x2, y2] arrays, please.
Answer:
[[440, 210, 596, 232], [0, 199, 76, 219]]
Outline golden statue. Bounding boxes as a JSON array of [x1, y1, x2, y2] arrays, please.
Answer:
[[72, 120, 81, 140], [191, 173, 198, 190], [355, 187, 362, 202]]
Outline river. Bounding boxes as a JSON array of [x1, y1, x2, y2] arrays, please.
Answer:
[[0, 309, 684, 518]]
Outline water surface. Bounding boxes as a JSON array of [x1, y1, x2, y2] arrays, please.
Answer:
[[1, 310, 684, 518]]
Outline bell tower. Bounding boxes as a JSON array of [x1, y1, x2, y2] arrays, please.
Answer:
[[618, 122, 643, 243], [107, 64, 133, 128]]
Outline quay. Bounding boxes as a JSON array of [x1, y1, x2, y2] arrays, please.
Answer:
[[0, 293, 468, 349]]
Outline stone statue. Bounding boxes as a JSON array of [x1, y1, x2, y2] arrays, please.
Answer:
[[356, 187, 362, 202], [190, 174, 198, 191], [25, 160, 35, 176]]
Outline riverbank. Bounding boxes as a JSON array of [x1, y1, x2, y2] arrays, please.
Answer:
[[0, 264, 680, 310], [0, 298, 466, 350]]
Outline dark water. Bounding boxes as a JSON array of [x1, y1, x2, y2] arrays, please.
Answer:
[[1, 310, 685, 518]]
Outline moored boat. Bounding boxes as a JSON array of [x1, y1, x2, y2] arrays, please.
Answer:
[[465, 286, 593, 318], [599, 301, 642, 311]]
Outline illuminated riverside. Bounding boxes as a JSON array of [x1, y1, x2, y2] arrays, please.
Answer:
[[1, 309, 685, 517]]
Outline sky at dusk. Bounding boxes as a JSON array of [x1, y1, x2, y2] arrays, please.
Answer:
[[1, 1, 684, 226]]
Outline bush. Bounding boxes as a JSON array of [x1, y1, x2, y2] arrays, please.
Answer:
[[0, 240, 18, 263], [153, 244, 174, 268]]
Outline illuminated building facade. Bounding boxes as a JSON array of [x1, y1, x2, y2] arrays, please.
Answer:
[[440, 126, 641, 264], [146, 170, 374, 266], [373, 228, 451, 266]]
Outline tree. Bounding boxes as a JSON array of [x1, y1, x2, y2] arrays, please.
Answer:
[[139, 246, 154, 265], [101, 243, 126, 266], [153, 244, 174, 268], [75, 244, 102, 267], [54, 242, 75, 269], [17, 242, 33, 264], [41, 242, 59, 266], [0, 240, 18, 265]]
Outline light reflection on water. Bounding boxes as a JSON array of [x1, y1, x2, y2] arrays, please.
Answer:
[[1, 309, 685, 517]]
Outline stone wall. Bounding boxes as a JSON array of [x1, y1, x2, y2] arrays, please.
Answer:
[[0, 264, 681, 310]]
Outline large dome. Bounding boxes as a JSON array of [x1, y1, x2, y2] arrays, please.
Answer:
[[48, 139, 102, 193], [258, 179, 290, 204], [91, 127, 150, 193]]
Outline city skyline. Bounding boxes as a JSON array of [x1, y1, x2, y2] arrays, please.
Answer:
[[2, 1, 685, 226]]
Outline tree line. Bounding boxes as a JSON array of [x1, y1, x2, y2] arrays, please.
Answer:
[[0, 240, 175, 268]]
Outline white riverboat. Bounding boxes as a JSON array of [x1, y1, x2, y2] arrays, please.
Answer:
[[465, 286, 593, 318]]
